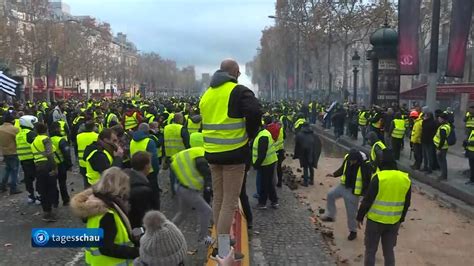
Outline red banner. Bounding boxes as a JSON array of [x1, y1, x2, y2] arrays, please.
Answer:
[[398, 0, 421, 75], [446, 0, 473, 78]]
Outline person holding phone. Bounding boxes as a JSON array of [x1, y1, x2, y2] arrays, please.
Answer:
[[83, 128, 124, 186]]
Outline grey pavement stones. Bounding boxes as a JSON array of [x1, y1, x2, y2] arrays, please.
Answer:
[[247, 169, 335, 265]]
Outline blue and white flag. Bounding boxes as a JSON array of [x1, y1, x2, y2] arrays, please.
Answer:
[[0, 71, 18, 97]]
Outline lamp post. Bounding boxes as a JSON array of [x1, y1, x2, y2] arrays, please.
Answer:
[[352, 51, 360, 104]]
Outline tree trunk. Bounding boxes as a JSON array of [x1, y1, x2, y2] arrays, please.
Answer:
[[342, 43, 350, 101]]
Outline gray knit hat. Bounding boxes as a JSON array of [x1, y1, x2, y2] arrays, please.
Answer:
[[137, 211, 187, 266]]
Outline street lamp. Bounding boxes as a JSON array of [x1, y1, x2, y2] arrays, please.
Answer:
[[352, 50, 361, 104]]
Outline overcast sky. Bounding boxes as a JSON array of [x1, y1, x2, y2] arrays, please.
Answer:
[[65, 0, 276, 88]]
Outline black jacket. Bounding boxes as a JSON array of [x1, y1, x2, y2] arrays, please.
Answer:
[[421, 117, 438, 144], [294, 126, 322, 168], [83, 141, 122, 174], [124, 169, 154, 229], [357, 173, 411, 223], [333, 153, 371, 195], [203, 70, 262, 165]]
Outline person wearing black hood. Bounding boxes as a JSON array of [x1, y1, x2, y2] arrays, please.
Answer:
[[321, 148, 371, 241], [293, 122, 321, 186], [421, 111, 437, 173], [84, 128, 123, 186]]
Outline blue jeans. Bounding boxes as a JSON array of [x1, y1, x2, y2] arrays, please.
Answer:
[[1, 155, 19, 191], [303, 166, 314, 184]]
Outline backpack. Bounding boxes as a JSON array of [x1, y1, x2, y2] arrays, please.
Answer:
[[447, 124, 456, 146]]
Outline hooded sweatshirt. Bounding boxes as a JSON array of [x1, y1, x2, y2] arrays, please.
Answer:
[[202, 70, 262, 164], [132, 131, 159, 173]]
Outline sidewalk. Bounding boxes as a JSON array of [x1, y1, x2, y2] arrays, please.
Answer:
[[312, 124, 474, 206]]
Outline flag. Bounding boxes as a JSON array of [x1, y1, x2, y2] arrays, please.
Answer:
[[0, 71, 18, 97], [398, 0, 421, 75], [446, 0, 473, 77]]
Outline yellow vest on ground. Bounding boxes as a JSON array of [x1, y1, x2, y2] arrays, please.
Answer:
[[85, 209, 133, 266], [77, 132, 99, 168], [367, 170, 411, 224], [171, 147, 206, 191], [273, 126, 284, 151], [164, 124, 185, 157], [341, 154, 363, 196], [433, 124, 451, 150], [50, 136, 66, 164], [391, 119, 406, 139], [190, 132, 204, 148], [16, 128, 34, 161], [85, 149, 113, 185], [199, 81, 248, 153], [358, 112, 368, 126], [252, 129, 278, 166], [31, 135, 54, 164], [124, 112, 138, 131], [186, 118, 201, 134]]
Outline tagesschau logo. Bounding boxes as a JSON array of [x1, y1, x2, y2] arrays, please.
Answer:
[[32, 228, 104, 248]]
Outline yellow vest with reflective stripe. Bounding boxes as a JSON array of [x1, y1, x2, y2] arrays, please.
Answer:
[[31, 135, 54, 164], [433, 124, 451, 150], [145, 113, 155, 124], [340, 154, 363, 196], [252, 129, 278, 166], [370, 141, 386, 162], [358, 112, 368, 126], [466, 112, 474, 128], [467, 130, 474, 152], [76, 132, 99, 167], [58, 120, 68, 141], [124, 112, 138, 131], [367, 170, 411, 224], [164, 124, 185, 157], [274, 126, 284, 151], [294, 118, 306, 130], [186, 118, 201, 134], [199, 81, 248, 153], [16, 128, 34, 161], [391, 119, 406, 139], [190, 132, 204, 148], [171, 147, 206, 190], [50, 136, 65, 164], [86, 209, 133, 266], [85, 149, 113, 185], [106, 113, 118, 128], [130, 137, 155, 172]]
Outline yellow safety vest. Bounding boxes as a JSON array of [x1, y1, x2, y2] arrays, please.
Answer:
[[466, 112, 474, 128], [371, 114, 382, 129], [358, 112, 368, 126], [190, 132, 204, 148], [16, 128, 34, 161], [130, 137, 155, 172], [433, 124, 451, 150], [164, 124, 185, 157], [106, 113, 118, 128], [149, 134, 162, 159], [85, 209, 133, 266], [252, 129, 278, 166], [31, 135, 54, 164], [58, 120, 68, 141], [85, 149, 113, 185], [370, 141, 386, 162], [50, 136, 66, 164], [273, 126, 284, 151], [13, 119, 21, 130], [167, 113, 175, 126], [391, 119, 406, 139], [145, 113, 155, 124], [73, 115, 84, 126], [340, 154, 363, 196], [467, 130, 474, 152], [124, 112, 138, 131], [367, 170, 411, 225], [186, 118, 201, 134], [171, 147, 206, 191], [294, 118, 306, 131], [199, 81, 248, 153], [77, 132, 99, 168]]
